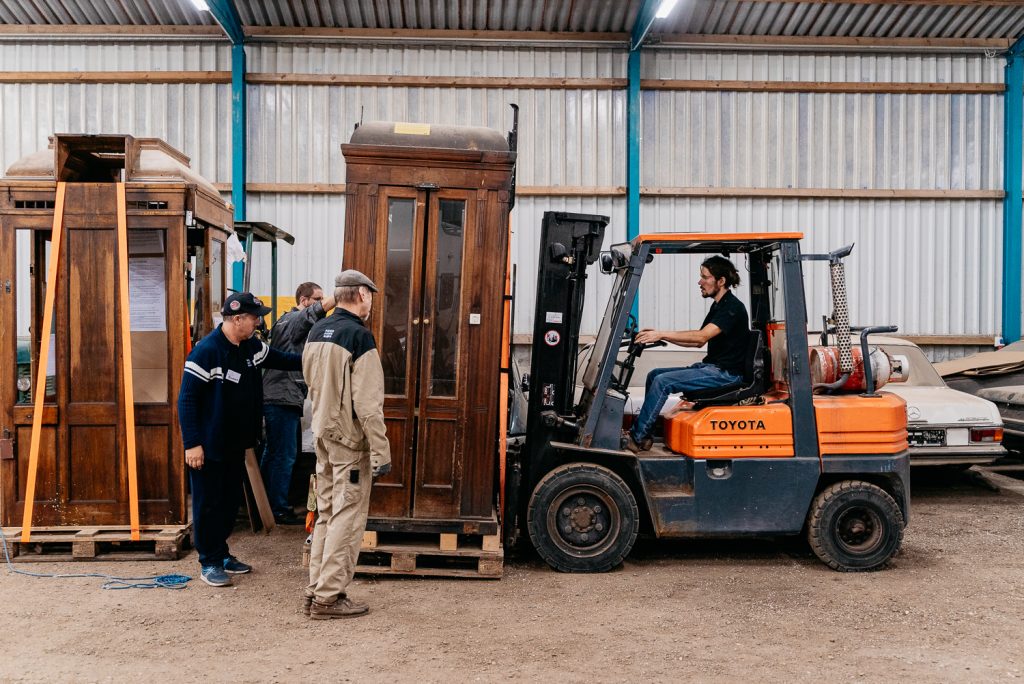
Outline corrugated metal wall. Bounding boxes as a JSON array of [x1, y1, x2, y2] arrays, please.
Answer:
[[639, 49, 1005, 350], [0, 40, 1008, 353]]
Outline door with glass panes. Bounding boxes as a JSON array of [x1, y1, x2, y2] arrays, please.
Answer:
[[370, 187, 477, 519]]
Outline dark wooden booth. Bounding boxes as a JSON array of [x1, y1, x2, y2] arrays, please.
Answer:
[[341, 122, 516, 535], [0, 134, 233, 538]]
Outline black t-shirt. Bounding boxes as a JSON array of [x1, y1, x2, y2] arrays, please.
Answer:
[[701, 290, 749, 376]]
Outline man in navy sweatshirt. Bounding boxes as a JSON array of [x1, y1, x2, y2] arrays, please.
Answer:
[[178, 292, 302, 587]]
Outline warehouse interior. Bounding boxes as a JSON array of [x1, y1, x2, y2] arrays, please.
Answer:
[[3, 1, 1024, 681]]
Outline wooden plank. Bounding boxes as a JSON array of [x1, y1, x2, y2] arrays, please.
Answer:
[[243, 449, 276, 533], [482, 534, 501, 552], [361, 531, 378, 550], [391, 552, 417, 573], [243, 26, 628, 42], [643, 185, 1003, 198], [477, 557, 504, 577], [439, 533, 458, 552], [246, 73, 625, 89], [367, 542, 501, 559], [354, 564, 502, 579], [0, 71, 230, 85], [0, 24, 225, 37], [641, 79, 1004, 95], [659, 32, 1011, 51], [209, 183, 1004, 200], [72, 527, 101, 559]]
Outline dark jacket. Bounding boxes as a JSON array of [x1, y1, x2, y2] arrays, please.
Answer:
[[178, 326, 301, 461], [262, 302, 326, 408]]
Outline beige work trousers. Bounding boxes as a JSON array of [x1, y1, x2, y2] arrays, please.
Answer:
[[306, 436, 372, 603]]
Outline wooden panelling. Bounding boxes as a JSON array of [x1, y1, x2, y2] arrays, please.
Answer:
[[419, 417, 458, 490], [68, 229, 116, 404], [16, 426, 57, 502], [68, 426, 117, 503], [136, 425, 169, 502]]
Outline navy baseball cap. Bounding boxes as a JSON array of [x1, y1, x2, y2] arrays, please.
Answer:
[[222, 292, 272, 317]]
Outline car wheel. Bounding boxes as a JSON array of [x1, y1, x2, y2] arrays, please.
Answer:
[[527, 463, 639, 573], [807, 480, 905, 572]]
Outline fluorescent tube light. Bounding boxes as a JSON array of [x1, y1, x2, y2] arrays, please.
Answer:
[[655, 0, 680, 19]]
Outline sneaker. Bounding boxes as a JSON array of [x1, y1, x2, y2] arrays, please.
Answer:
[[274, 511, 306, 526], [309, 596, 370, 620], [200, 565, 233, 587], [223, 555, 252, 574]]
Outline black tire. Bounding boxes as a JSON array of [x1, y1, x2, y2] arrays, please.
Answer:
[[807, 480, 905, 572], [527, 463, 639, 573]]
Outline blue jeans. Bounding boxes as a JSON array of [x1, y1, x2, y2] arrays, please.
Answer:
[[630, 363, 742, 442], [261, 404, 302, 518]]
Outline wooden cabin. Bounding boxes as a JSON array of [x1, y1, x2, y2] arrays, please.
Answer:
[[0, 134, 233, 529]]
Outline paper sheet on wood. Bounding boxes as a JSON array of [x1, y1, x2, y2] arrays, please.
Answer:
[[128, 258, 167, 332]]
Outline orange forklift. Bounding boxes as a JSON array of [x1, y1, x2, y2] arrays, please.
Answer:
[[505, 212, 910, 573]]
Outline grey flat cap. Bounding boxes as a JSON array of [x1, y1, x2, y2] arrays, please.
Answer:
[[335, 269, 379, 292]]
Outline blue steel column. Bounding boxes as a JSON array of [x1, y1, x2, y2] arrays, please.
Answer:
[[231, 43, 247, 292], [1003, 36, 1024, 344], [207, 0, 247, 292], [627, 0, 661, 321], [628, 0, 661, 242], [627, 50, 641, 240]]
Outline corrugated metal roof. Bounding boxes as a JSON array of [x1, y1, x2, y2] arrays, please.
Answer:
[[661, 1, 1024, 41], [0, 0, 215, 26], [1, 1, 1022, 41]]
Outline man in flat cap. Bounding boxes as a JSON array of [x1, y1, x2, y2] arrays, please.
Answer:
[[302, 270, 392, 619], [178, 292, 302, 588]]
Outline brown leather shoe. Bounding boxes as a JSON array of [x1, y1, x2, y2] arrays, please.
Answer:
[[623, 433, 652, 453], [302, 594, 313, 616], [310, 596, 370, 620]]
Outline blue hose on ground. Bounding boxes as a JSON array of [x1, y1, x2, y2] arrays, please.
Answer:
[[0, 528, 191, 590]]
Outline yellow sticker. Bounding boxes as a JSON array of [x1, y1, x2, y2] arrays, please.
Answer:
[[393, 122, 431, 136]]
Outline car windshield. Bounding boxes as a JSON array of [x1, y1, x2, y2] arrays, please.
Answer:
[[878, 344, 945, 388]]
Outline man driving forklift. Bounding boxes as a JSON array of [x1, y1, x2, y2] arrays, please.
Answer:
[[627, 255, 749, 453]]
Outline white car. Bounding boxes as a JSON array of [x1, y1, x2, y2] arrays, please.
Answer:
[[874, 336, 1005, 466], [616, 336, 1005, 467]]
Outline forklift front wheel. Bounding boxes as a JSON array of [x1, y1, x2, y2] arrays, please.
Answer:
[[527, 463, 639, 573], [807, 480, 905, 572]]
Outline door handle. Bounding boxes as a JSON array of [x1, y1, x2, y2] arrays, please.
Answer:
[[413, 318, 420, 325], [423, 318, 431, 325]]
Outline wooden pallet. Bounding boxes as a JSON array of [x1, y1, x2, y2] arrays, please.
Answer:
[[1, 525, 192, 562], [358, 530, 503, 578], [302, 529, 503, 578]]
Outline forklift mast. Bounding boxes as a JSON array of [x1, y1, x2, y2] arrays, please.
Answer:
[[520, 213, 607, 484]]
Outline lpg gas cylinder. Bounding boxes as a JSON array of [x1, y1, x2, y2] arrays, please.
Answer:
[[808, 344, 906, 392]]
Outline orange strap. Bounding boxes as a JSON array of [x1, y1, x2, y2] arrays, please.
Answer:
[[21, 183, 66, 543], [498, 214, 512, 522], [116, 184, 142, 541]]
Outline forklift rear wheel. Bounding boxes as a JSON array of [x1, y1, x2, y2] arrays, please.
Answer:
[[807, 480, 905, 572], [527, 463, 639, 573]]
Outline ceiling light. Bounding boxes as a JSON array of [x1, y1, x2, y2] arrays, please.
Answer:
[[190, 0, 210, 11], [655, 0, 680, 19]]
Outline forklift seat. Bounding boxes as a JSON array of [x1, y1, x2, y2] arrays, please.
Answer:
[[686, 329, 768, 408]]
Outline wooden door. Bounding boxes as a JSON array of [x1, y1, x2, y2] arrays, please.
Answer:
[[367, 188, 477, 520]]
